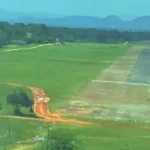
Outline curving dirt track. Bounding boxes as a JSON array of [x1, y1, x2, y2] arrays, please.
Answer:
[[1, 82, 150, 129], [1, 82, 93, 125]]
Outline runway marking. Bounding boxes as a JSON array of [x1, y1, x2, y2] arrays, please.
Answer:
[[92, 80, 150, 87]]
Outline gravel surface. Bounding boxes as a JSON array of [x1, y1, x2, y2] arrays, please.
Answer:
[[127, 48, 150, 84]]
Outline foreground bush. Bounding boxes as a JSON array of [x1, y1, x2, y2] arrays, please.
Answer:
[[38, 127, 83, 150]]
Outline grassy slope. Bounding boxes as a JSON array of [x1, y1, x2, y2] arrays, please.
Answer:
[[58, 123, 150, 150], [0, 43, 150, 150], [0, 117, 49, 150], [1, 117, 150, 150], [0, 43, 127, 112]]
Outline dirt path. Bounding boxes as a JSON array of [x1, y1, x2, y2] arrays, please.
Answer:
[[1, 82, 150, 129], [1, 82, 93, 125], [1, 45, 150, 128], [0, 44, 54, 52]]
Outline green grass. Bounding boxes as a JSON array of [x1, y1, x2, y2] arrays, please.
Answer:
[[0, 43, 127, 112], [0, 117, 50, 150], [1, 117, 150, 150], [37, 122, 150, 150], [58, 123, 150, 150], [0, 43, 150, 150]]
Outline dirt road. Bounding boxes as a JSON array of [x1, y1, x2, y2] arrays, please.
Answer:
[[1, 82, 93, 125], [0, 44, 54, 52], [1, 82, 150, 129], [31, 86, 94, 125]]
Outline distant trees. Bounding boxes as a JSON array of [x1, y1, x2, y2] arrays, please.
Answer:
[[48, 36, 56, 43], [7, 89, 33, 115], [0, 34, 6, 47], [0, 21, 150, 45]]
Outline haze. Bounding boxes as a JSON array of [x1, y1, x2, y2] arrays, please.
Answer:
[[0, 0, 150, 20]]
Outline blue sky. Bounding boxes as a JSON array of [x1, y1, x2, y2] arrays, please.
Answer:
[[0, 0, 150, 19]]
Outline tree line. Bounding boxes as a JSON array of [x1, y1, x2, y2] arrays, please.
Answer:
[[0, 21, 150, 46]]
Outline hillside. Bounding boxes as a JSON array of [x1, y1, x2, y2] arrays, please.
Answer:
[[1, 9, 150, 30]]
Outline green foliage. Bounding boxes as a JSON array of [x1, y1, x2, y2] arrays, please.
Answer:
[[42, 128, 82, 150], [7, 90, 21, 114], [7, 88, 33, 115], [48, 37, 56, 43], [0, 21, 150, 45], [0, 85, 34, 116], [1, 117, 150, 150], [1, 43, 150, 150], [0, 117, 50, 150], [0, 102, 2, 110], [0, 43, 127, 112]]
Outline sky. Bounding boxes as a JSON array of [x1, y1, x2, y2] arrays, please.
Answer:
[[0, 0, 150, 19]]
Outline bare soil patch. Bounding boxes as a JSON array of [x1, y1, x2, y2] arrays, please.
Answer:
[[60, 46, 150, 122]]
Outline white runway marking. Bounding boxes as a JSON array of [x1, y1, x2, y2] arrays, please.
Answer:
[[92, 80, 150, 87]]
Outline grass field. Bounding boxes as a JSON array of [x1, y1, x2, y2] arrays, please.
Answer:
[[61, 45, 150, 122], [1, 43, 150, 150], [0, 117, 49, 150], [0, 43, 128, 112], [1, 117, 150, 150]]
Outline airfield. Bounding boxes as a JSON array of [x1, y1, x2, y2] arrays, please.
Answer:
[[0, 43, 150, 150]]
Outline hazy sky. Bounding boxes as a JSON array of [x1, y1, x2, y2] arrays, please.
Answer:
[[0, 0, 149, 18]]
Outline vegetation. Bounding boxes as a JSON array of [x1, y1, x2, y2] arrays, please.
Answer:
[[1, 42, 150, 150], [0, 85, 33, 116], [1, 117, 150, 150], [7, 88, 33, 115], [0, 117, 50, 150], [0, 22, 150, 46], [40, 127, 80, 150], [0, 43, 127, 112]]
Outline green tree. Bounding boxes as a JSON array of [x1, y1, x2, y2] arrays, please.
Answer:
[[18, 89, 33, 109], [7, 90, 21, 114], [41, 128, 83, 150], [48, 36, 56, 43], [1, 21, 150, 45], [7, 89, 33, 115], [0, 102, 2, 110]]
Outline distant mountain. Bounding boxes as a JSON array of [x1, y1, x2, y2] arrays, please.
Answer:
[[130, 16, 150, 30], [0, 9, 150, 31]]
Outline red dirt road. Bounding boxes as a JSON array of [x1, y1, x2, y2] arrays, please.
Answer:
[[1, 82, 150, 129], [1, 82, 93, 125], [31, 87, 94, 125]]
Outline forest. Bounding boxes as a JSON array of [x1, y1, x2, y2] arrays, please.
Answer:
[[0, 21, 150, 46]]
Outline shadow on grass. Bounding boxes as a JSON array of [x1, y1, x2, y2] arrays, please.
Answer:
[[14, 110, 38, 118]]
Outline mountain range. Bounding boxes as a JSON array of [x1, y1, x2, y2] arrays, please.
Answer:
[[0, 9, 150, 31]]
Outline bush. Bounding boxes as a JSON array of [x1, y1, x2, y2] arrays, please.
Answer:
[[0, 102, 2, 110], [39, 127, 84, 150], [7, 88, 33, 115]]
